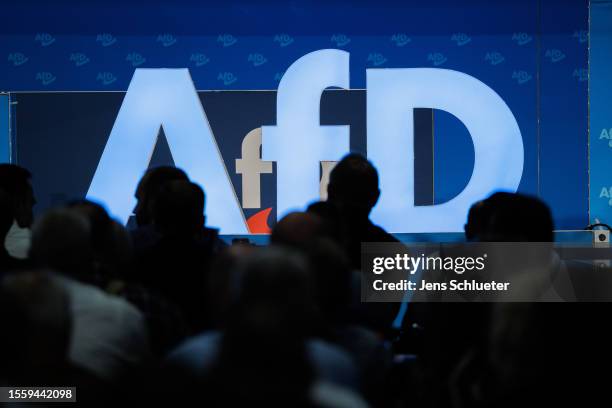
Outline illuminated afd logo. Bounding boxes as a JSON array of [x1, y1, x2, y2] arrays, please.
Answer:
[[87, 69, 248, 233], [88, 50, 523, 234]]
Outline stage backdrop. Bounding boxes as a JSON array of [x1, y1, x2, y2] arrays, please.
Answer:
[[0, 0, 593, 232]]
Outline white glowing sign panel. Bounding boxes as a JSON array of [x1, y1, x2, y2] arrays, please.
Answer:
[[262, 49, 350, 219], [367, 68, 523, 232], [86, 69, 248, 234], [87, 50, 524, 234]]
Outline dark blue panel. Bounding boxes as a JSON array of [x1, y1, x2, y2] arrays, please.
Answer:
[[539, 0, 589, 229]]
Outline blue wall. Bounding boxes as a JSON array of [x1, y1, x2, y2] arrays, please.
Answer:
[[1, 0, 590, 229], [590, 0, 612, 226]]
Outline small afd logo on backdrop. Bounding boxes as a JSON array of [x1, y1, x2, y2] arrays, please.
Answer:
[[126, 53, 146, 67], [367, 53, 387, 67], [573, 30, 588, 44], [512, 32, 533, 46], [274, 34, 294, 47], [97, 72, 117, 86], [248, 53, 267, 67], [217, 72, 237, 86], [35, 33, 56, 47], [157, 34, 177, 47], [69, 53, 90, 67], [485, 52, 505, 66], [573, 68, 588, 82], [451, 33, 472, 46], [35, 72, 56, 86], [217, 34, 238, 47], [428, 53, 447, 66], [600, 128, 612, 148], [331, 34, 351, 47], [512, 71, 532, 85], [8, 52, 28, 66], [190, 53, 210, 67], [391, 34, 411, 47], [545, 49, 566, 63], [600, 186, 612, 207], [96, 33, 117, 47]]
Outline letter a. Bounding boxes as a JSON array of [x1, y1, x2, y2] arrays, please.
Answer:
[[87, 68, 248, 234]]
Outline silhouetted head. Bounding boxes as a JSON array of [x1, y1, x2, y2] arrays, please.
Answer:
[[134, 166, 188, 226], [153, 180, 205, 237], [306, 238, 351, 317], [481, 192, 554, 242], [234, 248, 314, 320], [67, 200, 114, 254], [67, 200, 133, 278], [270, 212, 325, 248], [207, 244, 257, 328], [465, 200, 494, 241], [29, 209, 94, 278], [207, 248, 315, 406], [327, 153, 380, 216], [0, 190, 15, 243], [0, 164, 36, 228], [306, 200, 348, 249]]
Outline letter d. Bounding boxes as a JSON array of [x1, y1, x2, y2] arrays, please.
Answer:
[[367, 68, 523, 232]]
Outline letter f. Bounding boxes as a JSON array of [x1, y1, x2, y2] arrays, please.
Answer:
[[262, 49, 350, 220]]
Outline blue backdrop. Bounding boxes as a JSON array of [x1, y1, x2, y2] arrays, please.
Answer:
[[0, 0, 591, 230]]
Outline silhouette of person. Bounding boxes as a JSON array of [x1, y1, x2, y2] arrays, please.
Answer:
[[0, 190, 25, 273], [326, 153, 397, 270], [0, 164, 36, 259], [130, 166, 189, 250], [136, 180, 219, 332]]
